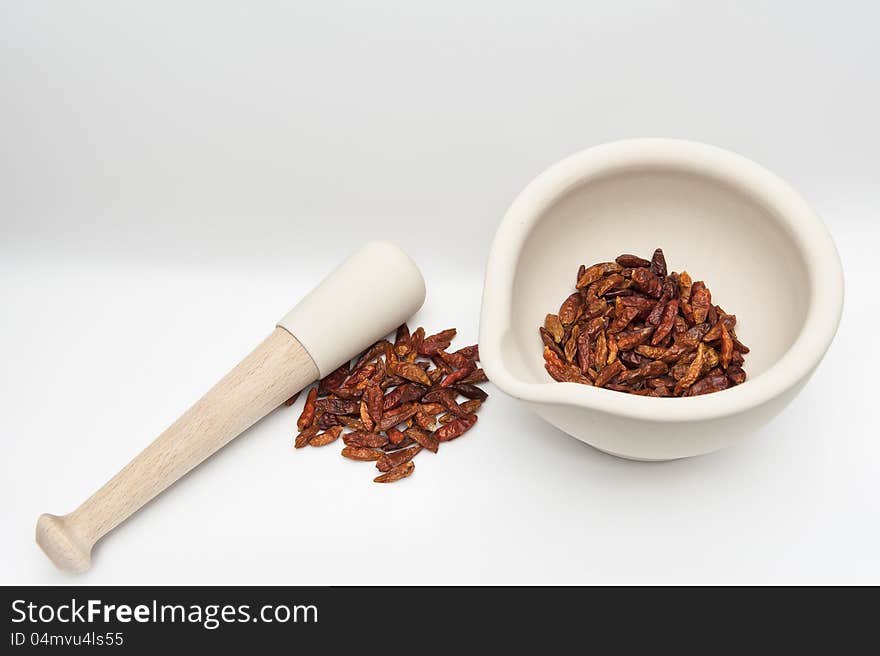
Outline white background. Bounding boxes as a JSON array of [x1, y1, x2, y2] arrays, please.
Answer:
[[2, 1, 878, 584]]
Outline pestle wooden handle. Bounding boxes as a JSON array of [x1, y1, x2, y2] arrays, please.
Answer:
[[36, 329, 316, 573], [37, 241, 426, 572]]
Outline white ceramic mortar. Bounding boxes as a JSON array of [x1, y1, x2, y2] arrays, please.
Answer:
[[479, 139, 844, 460]]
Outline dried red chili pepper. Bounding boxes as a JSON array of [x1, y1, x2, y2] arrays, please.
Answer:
[[576, 327, 592, 374], [377, 403, 420, 432], [343, 431, 389, 448], [297, 388, 318, 431], [691, 281, 711, 324], [389, 361, 433, 387], [685, 374, 729, 396], [606, 333, 618, 366], [458, 399, 483, 415], [373, 461, 415, 483], [594, 360, 626, 388], [439, 361, 477, 388], [651, 300, 678, 346], [608, 306, 639, 334], [564, 325, 580, 363], [409, 326, 425, 356], [619, 295, 655, 312], [576, 262, 622, 289], [370, 358, 386, 385], [436, 349, 473, 370], [674, 343, 707, 394], [309, 426, 343, 447], [425, 388, 458, 417], [294, 425, 319, 449], [461, 368, 487, 384], [631, 268, 662, 298], [394, 324, 411, 357], [594, 330, 608, 368], [354, 340, 391, 371], [679, 271, 693, 302], [418, 402, 445, 415], [594, 273, 625, 297], [452, 383, 488, 401], [376, 445, 422, 473], [616, 326, 654, 351], [617, 360, 668, 383], [650, 248, 667, 277], [616, 254, 651, 268], [341, 446, 383, 461], [316, 413, 340, 430], [645, 296, 668, 327], [540, 327, 565, 361], [413, 412, 435, 431], [434, 414, 478, 442], [381, 383, 426, 411], [386, 427, 407, 446], [702, 313, 735, 342], [363, 382, 384, 425], [727, 366, 747, 385], [328, 386, 363, 400], [315, 397, 359, 415], [418, 328, 457, 355], [620, 350, 648, 368], [382, 436, 414, 451], [558, 292, 585, 325], [342, 363, 376, 392], [318, 363, 350, 396], [405, 427, 439, 453], [544, 314, 565, 343], [732, 335, 750, 353], [455, 344, 479, 361], [338, 416, 366, 431]]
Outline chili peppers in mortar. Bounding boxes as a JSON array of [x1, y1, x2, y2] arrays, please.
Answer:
[[540, 249, 748, 397]]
